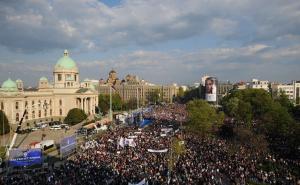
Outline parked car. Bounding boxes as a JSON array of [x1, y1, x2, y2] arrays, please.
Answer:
[[50, 125, 62, 130], [60, 124, 70, 130]]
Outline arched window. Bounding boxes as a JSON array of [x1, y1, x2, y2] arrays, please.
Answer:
[[38, 110, 41, 118], [32, 111, 35, 119], [15, 102, 19, 110], [16, 113, 19, 122], [32, 100, 35, 107], [59, 99, 62, 106], [59, 109, 62, 116]]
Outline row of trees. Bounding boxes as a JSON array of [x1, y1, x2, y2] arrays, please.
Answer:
[[185, 88, 299, 159], [98, 91, 163, 115], [221, 89, 299, 158]]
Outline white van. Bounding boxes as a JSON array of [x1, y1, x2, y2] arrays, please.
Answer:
[[40, 140, 55, 150]]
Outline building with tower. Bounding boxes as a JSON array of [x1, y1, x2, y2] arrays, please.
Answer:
[[97, 70, 178, 105], [0, 50, 98, 128]]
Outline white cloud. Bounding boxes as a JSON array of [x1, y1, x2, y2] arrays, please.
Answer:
[[0, 0, 299, 52]]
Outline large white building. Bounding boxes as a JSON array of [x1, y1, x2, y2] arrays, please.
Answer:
[[271, 81, 300, 104], [251, 79, 269, 92], [0, 50, 98, 128]]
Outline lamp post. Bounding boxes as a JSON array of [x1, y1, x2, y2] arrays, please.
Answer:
[[41, 102, 49, 140]]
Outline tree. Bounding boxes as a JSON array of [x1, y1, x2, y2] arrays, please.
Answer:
[[0, 110, 10, 135], [98, 94, 110, 114], [274, 92, 293, 112], [98, 94, 123, 114], [187, 99, 224, 136], [291, 105, 300, 121], [112, 94, 122, 111], [123, 97, 137, 110], [64, 108, 87, 125], [147, 90, 160, 104]]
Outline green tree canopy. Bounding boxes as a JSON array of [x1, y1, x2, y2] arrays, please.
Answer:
[[123, 97, 137, 110], [64, 108, 87, 125], [147, 90, 160, 104], [98, 94, 123, 114], [187, 99, 224, 136], [221, 88, 299, 158], [0, 110, 10, 135]]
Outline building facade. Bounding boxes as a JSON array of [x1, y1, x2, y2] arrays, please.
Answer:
[[0, 50, 98, 127], [271, 81, 300, 104], [251, 79, 270, 92], [97, 70, 178, 105]]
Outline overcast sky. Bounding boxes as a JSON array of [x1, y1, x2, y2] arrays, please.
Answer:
[[0, 0, 300, 86]]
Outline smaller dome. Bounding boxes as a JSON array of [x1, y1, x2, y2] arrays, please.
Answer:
[[16, 79, 22, 82], [1, 78, 18, 92], [40, 76, 48, 81]]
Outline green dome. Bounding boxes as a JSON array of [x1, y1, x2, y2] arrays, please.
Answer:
[[40, 76, 48, 81], [1, 78, 18, 91], [55, 50, 77, 70]]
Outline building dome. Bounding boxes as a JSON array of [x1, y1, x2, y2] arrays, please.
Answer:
[[55, 50, 77, 70], [1, 78, 18, 91], [40, 76, 48, 81], [109, 69, 116, 74]]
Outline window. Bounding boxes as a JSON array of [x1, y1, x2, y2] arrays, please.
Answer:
[[74, 75, 77, 81], [15, 102, 19, 110], [50, 109, 52, 116], [32, 111, 35, 119], [16, 113, 19, 122], [32, 100, 35, 107], [58, 74, 62, 81], [25, 101, 28, 108], [49, 100, 52, 106], [38, 100, 41, 107], [44, 110, 47, 117], [59, 109, 62, 116], [38, 110, 41, 118], [59, 99, 62, 106]]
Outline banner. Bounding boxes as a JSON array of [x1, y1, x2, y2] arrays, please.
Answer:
[[60, 135, 76, 158], [119, 137, 136, 147], [9, 148, 42, 167], [147, 149, 168, 153]]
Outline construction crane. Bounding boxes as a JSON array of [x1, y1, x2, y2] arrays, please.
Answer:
[[6, 108, 28, 157]]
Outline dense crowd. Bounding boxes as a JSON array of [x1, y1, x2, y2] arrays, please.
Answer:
[[143, 104, 187, 122], [1, 104, 299, 185]]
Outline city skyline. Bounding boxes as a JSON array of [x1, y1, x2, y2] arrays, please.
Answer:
[[0, 0, 300, 86]]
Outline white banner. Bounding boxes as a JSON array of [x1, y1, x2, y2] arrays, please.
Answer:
[[147, 149, 168, 153]]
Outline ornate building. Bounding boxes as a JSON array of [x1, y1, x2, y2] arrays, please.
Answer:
[[97, 70, 178, 104], [0, 50, 98, 127]]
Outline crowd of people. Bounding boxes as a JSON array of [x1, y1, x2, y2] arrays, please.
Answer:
[[1, 104, 299, 185], [143, 104, 187, 122]]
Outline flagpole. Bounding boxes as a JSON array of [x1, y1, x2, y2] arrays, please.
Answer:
[[109, 85, 112, 121]]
